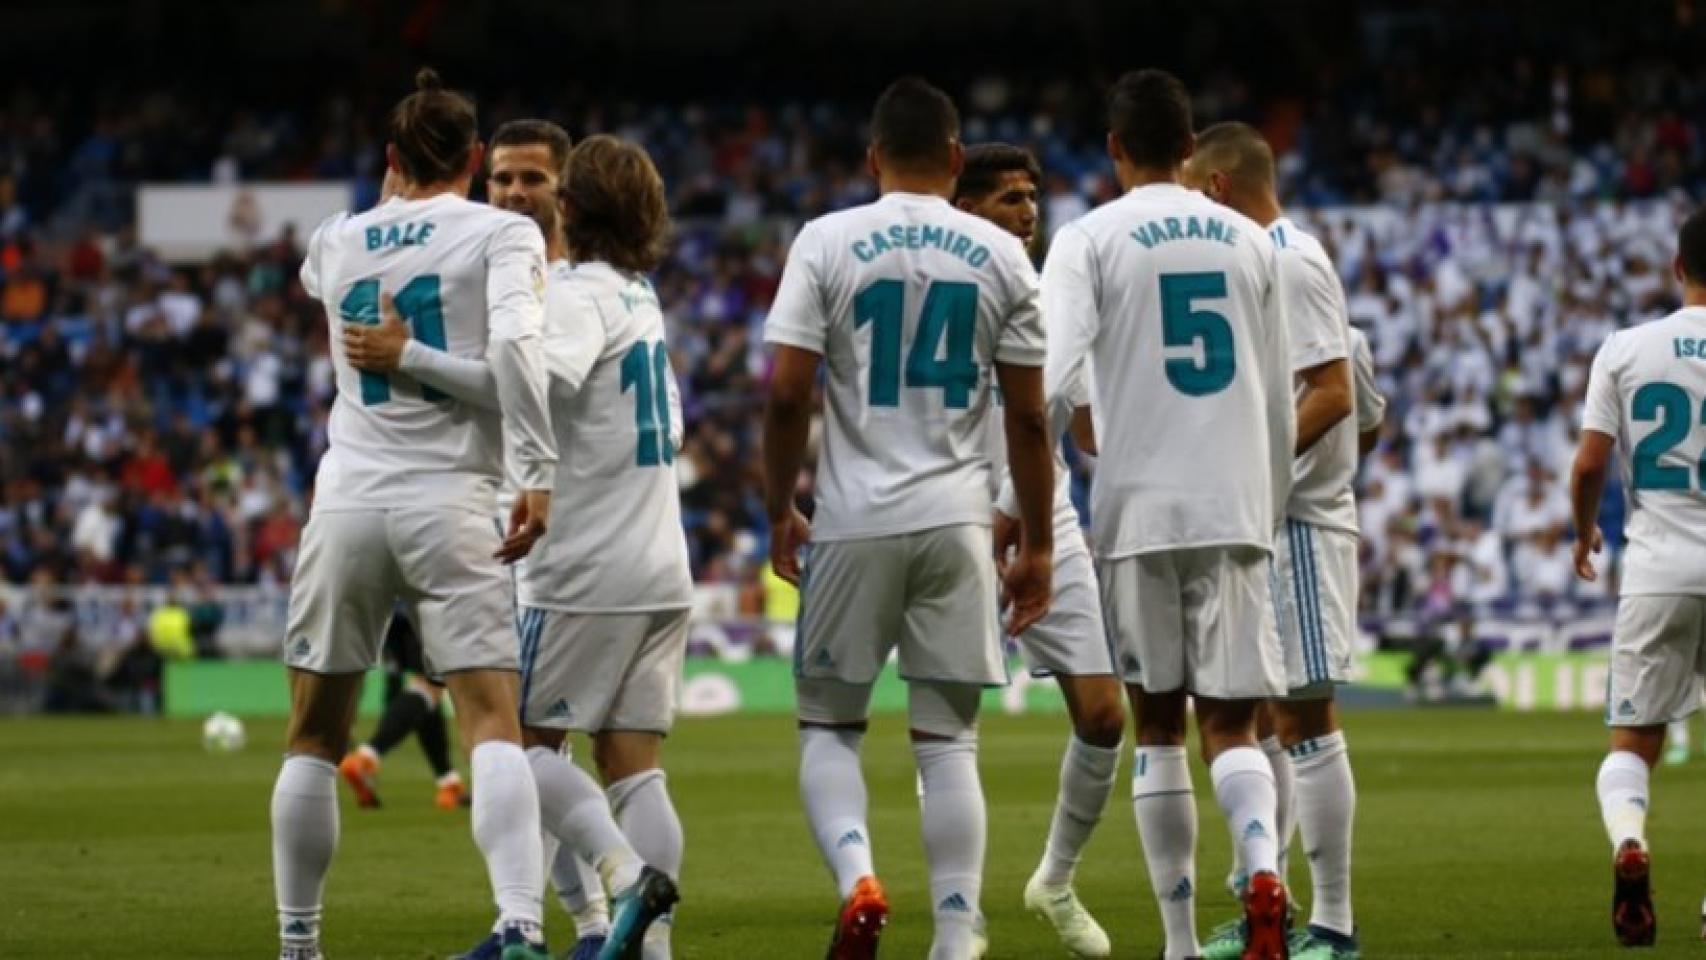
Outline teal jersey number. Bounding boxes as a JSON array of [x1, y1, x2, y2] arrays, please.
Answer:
[[621, 340, 675, 468], [337, 274, 450, 405], [1630, 381, 1706, 491], [853, 278, 979, 409], [1159, 271, 1236, 396]]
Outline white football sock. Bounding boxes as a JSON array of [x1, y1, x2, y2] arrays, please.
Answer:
[[552, 842, 611, 939], [914, 738, 985, 960], [1597, 750, 1651, 851], [1228, 736, 1294, 892], [1132, 745, 1199, 960], [526, 746, 643, 894], [799, 726, 875, 899], [272, 755, 338, 949], [1290, 732, 1356, 936], [610, 769, 683, 959], [1036, 735, 1121, 887], [470, 741, 545, 929], [1212, 747, 1280, 883]]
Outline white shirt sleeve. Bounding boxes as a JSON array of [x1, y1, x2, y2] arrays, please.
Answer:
[[300, 215, 337, 300], [1350, 329, 1386, 431], [1040, 223, 1100, 400], [1283, 250, 1350, 373], [994, 236, 1046, 366], [483, 216, 557, 491], [1262, 244, 1298, 526], [398, 341, 498, 410], [764, 223, 830, 354], [666, 357, 685, 453], [1581, 333, 1622, 438], [542, 284, 607, 397]]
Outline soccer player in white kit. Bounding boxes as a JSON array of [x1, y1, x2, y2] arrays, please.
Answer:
[[1572, 207, 1706, 948], [762, 78, 1058, 960], [952, 143, 1126, 959], [1184, 122, 1385, 960], [345, 130, 683, 960], [1040, 71, 1296, 960], [272, 70, 557, 960]]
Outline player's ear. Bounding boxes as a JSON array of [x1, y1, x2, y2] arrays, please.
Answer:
[[1179, 131, 1196, 165], [385, 143, 402, 177], [946, 139, 965, 179], [1675, 255, 1689, 288], [865, 144, 882, 183], [1105, 131, 1125, 166], [465, 142, 486, 180]]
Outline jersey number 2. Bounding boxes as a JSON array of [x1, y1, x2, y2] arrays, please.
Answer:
[[1159, 271, 1236, 396], [854, 279, 979, 409], [338, 275, 448, 405], [1631, 381, 1706, 490], [621, 341, 675, 468]]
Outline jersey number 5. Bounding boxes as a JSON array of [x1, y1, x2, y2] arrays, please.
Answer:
[[338, 275, 449, 405], [1631, 381, 1706, 490], [854, 279, 979, 409], [1159, 271, 1235, 396], [621, 340, 675, 468]]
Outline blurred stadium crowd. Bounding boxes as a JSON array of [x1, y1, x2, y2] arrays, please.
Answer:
[[4, 41, 1706, 669]]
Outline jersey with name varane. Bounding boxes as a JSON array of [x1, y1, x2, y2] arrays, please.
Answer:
[[1271, 217, 1358, 535], [301, 193, 553, 515], [765, 191, 1046, 541], [1042, 183, 1294, 559], [988, 368, 1090, 560], [520, 261, 693, 612], [1582, 306, 1706, 595]]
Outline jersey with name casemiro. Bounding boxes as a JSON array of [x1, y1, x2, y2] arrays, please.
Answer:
[[300, 193, 555, 516], [1042, 183, 1295, 559], [1271, 216, 1358, 535], [765, 191, 1046, 541], [1582, 306, 1706, 596], [520, 261, 693, 612]]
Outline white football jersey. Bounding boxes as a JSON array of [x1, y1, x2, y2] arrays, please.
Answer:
[[990, 369, 1090, 560], [1350, 327, 1387, 441], [1272, 217, 1358, 535], [1582, 306, 1706, 595], [765, 191, 1046, 541], [520, 261, 693, 612], [300, 193, 555, 515], [1042, 183, 1294, 558]]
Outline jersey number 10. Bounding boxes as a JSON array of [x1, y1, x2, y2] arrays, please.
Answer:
[[339, 275, 448, 406], [1632, 381, 1706, 490], [621, 340, 675, 468], [854, 279, 979, 409]]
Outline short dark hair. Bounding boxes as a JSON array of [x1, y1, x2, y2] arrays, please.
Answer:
[[1681, 207, 1706, 286], [1107, 69, 1194, 169], [490, 119, 572, 181], [1191, 121, 1275, 190], [388, 68, 478, 185], [564, 135, 670, 273], [870, 77, 960, 173], [954, 143, 1041, 203]]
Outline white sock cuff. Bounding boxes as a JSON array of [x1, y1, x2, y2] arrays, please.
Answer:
[[1259, 735, 1287, 757], [525, 744, 558, 765], [1287, 731, 1347, 764], [279, 754, 337, 785], [912, 737, 978, 766], [1599, 750, 1651, 784], [1132, 745, 1191, 797], [1070, 734, 1123, 765], [1210, 745, 1275, 784], [606, 768, 666, 809], [472, 740, 529, 779], [800, 725, 865, 751]]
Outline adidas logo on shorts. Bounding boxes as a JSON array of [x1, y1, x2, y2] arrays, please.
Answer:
[[287, 637, 311, 662], [546, 699, 573, 720], [1617, 699, 1637, 718], [813, 649, 834, 668]]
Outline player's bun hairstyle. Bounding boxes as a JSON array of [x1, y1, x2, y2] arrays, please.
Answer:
[[953, 143, 1042, 203], [490, 119, 573, 182], [1107, 69, 1194, 170], [1680, 206, 1706, 286], [1192, 121, 1276, 189], [563, 135, 670, 274], [388, 68, 478, 186], [870, 77, 961, 173]]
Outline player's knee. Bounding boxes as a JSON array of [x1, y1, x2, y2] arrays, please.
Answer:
[[907, 681, 980, 743], [796, 678, 875, 730], [1073, 700, 1126, 748], [523, 725, 565, 753]]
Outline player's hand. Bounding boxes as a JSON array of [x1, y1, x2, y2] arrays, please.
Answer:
[[1574, 525, 1604, 581], [342, 293, 410, 372], [496, 489, 551, 564], [991, 509, 1020, 578], [769, 508, 812, 586], [1002, 546, 1053, 637]]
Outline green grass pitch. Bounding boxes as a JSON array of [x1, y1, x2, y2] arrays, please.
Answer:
[[4, 708, 1705, 957]]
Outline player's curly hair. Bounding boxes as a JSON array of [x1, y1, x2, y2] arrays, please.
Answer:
[[388, 68, 478, 186], [563, 135, 670, 273], [953, 143, 1041, 203]]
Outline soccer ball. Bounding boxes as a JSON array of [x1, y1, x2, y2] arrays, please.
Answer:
[[202, 711, 247, 753]]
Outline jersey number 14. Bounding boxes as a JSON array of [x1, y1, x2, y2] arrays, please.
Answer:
[[854, 279, 979, 409]]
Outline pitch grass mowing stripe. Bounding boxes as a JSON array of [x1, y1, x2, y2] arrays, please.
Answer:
[[3, 709, 1706, 957]]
